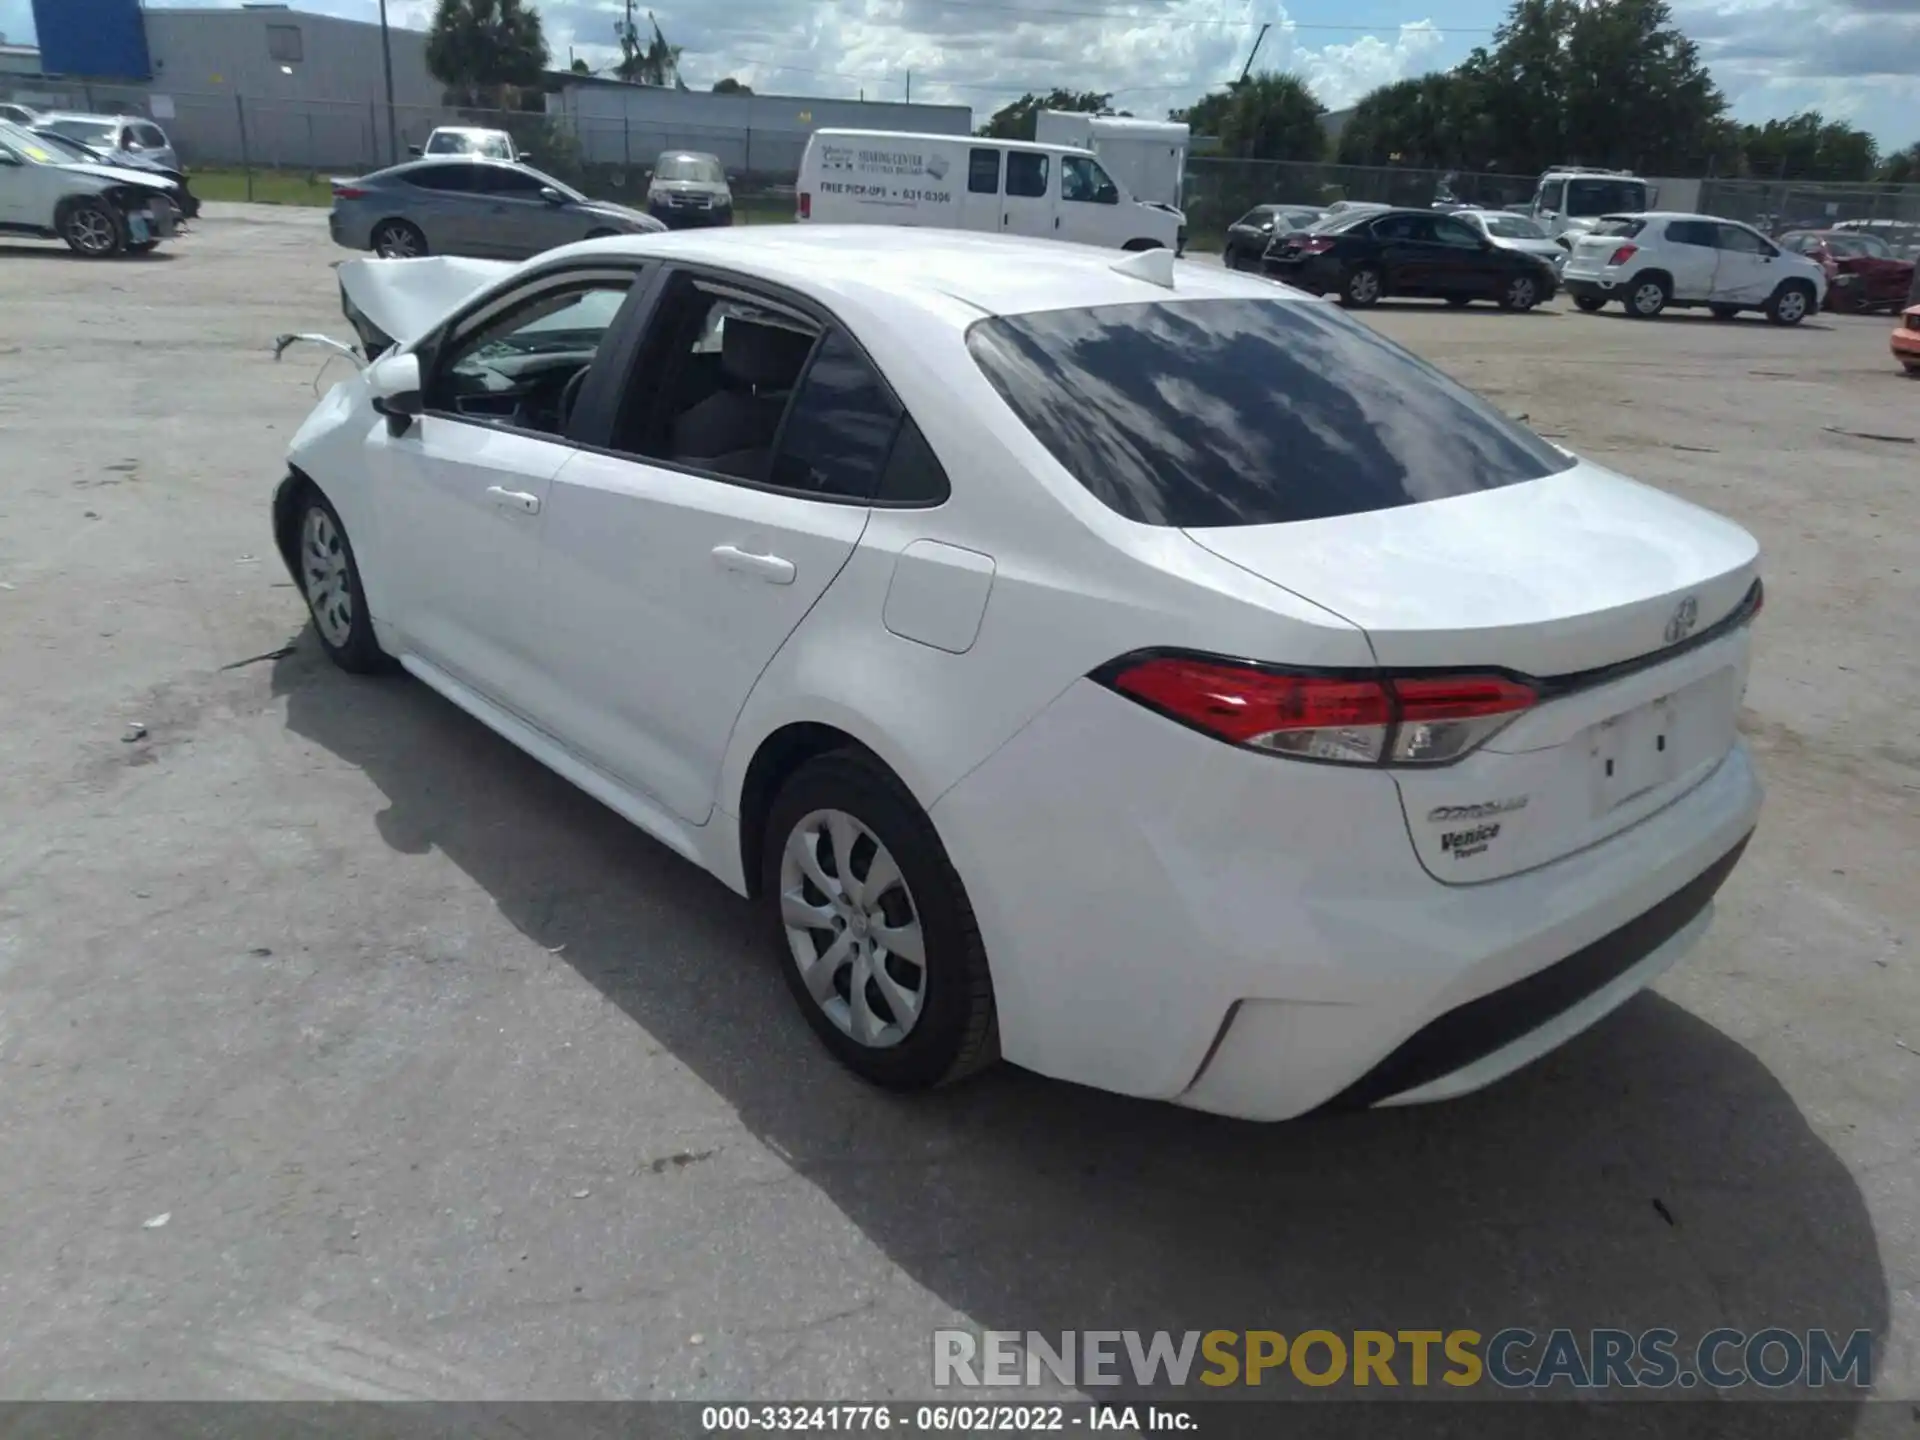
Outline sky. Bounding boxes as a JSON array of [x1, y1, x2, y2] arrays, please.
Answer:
[[2, 0, 1915, 149]]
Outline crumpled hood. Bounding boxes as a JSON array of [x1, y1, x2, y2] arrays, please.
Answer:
[[57, 161, 177, 192], [336, 254, 518, 350]]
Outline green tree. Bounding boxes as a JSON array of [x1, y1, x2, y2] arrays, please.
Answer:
[[977, 89, 1111, 140], [1177, 73, 1324, 162], [1336, 73, 1489, 168], [1881, 141, 1920, 184], [1561, 0, 1729, 172], [1739, 112, 1879, 181], [569, 57, 590, 76], [425, 0, 548, 109], [713, 77, 752, 95], [616, 10, 681, 87]]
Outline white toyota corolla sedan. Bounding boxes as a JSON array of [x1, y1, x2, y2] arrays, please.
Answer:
[[273, 225, 1763, 1121]]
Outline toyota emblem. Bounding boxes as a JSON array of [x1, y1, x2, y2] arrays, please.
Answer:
[[1664, 595, 1700, 645]]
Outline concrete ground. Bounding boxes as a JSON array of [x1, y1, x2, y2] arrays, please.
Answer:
[[0, 205, 1915, 1413]]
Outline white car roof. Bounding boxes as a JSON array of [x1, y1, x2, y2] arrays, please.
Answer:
[[555, 225, 1308, 324], [1597, 212, 1746, 224]]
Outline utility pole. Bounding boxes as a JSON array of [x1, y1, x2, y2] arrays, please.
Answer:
[[905, 70, 911, 104], [1237, 22, 1270, 85], [378, 0, 397, 165]]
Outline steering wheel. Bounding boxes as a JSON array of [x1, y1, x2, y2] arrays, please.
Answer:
[[557, 365, 591, 433]]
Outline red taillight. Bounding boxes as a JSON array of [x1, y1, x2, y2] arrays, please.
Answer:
[[1607, 243, 1638, 266], [1300, 237, 1336, 254], [797, 191, 811, 220], [332, 183, 366, 200], [1098, 655, 1534, 767]]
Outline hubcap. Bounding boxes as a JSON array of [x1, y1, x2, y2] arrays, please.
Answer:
[[1634, 283, 1663, 314], [69, 207, 115, 253], [779, 809, 927, 1049], [1351, 270, 1379, 302], [1778, 291, 1806, 321], [301, 506, 354, 647], [377, 226, 419, 257], [1509, 278, 1534, 307]]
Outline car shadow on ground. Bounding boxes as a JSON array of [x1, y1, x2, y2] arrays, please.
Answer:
[[272, 640, 1887, 1436], [0, 241, 179, 262]]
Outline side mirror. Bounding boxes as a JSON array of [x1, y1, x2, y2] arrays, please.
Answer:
[[407, 144, 422, 156], [367, 351, 422, 432], [518, 151, 533, 162], [538, 186, 564, 205]]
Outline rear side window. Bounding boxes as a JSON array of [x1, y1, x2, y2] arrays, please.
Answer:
[[1006, 152, 1048, 198], [1666, 220, 1715, 247], [875, 416, 951, 505], [967, 148, 1000, 195], [771, 329, 902, 500], [407, 164, 473, 192], [1589, 217, 1645, 238], [966, 298, 1574, 528]]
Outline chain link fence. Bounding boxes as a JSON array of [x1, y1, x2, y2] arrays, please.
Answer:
[[1182, 158, 1541, 239], [1695, 178, 1920, 251]]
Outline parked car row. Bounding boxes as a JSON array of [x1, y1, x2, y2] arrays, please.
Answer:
[[1260, 206, 1561, 311], [0, 118, 183, 257]]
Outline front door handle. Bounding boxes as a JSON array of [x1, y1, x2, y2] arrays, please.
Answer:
[[486, 485, 541, 515], [712, 545, 795, 585]]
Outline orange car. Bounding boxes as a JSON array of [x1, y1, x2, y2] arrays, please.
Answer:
[[1895, 305, 1920, 375]]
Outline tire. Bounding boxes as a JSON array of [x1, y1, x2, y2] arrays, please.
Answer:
[[1341, 264, 1383, 308], [127, 238, 159, 254], [1625, 274, 1669, 318], [1904, 361, 1920, 376], [371, 219, 426, 258], [61, 198, 125, 258], [1122, 237, 1165, 252], [1498, 273, 1541, 312], [1709, 304, 1741, 320], [1573, 295, 1606, 313], [761, 750, 997, 1091], [293, 486, 390, 674], [1766, 281, 1814, 326], [1445, 295, 1472, 307]]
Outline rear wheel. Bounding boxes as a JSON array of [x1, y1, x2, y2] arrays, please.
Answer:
[[1573, 295, 1606, 313], [762, 751, 997, 1091], [1625, 274, 1669, 318], [1766, 281, 1814, 326], [1709, 304, 1741, 320], [61, 198, 125, 258], [371, 219, 426, 258], [1341, 264, 1383, 308]]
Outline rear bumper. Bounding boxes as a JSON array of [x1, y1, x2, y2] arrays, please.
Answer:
[[931, 680, 1763, 1121], [1561, 275, 1614, 300], [1261, 254, 1341, 292]]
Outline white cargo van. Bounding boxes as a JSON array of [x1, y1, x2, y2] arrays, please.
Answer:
[[796, 129, 1183, 252], [1032, 111, 1189, 214]]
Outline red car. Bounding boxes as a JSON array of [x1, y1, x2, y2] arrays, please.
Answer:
[[1779, 231, 1916, 313]]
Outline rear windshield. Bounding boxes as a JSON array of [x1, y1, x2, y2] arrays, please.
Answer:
[[1566, 179, 1647, 216], [1587, 216, 1645, 238], [966, 298, 1574, 529]]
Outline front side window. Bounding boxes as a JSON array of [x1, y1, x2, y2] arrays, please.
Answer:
[[1715, 224, 1773, 256], [428, 280, 633, 435], [1006, 151, 1048, 199], [1061, 154, 1118, 204], [966, 297, 1574, 528], [770, 329, 903, 499], [968, 148, 1000, 195], [134, 124, 168, 149], [473, 165, 545, 196]]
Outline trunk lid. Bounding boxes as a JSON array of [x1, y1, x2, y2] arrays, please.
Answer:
[[1185, 462, 1760, 882]]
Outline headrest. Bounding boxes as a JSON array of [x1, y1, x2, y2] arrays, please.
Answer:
[[721, 318, 815, 388]]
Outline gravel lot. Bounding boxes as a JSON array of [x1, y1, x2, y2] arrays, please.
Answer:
[[1, 205, 1915, 1412]]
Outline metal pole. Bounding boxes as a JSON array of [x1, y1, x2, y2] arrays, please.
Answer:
[[235, 93, 252, 200], [1238, 23, 1270, 84], [905, 71, 911, 104], [378, 0, 398, 166]]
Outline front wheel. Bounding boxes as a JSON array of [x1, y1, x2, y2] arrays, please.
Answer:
[[1498, 273, 1541, 312], [1122, 237, 1165, 252], [295, 487, 390, 673], [1766, 282, 1814, 326], [61, 198, 125, 258], [762, 751, 997, 1091], [1573, 295, 1607, 313], [1341, 264, 1383, 308]]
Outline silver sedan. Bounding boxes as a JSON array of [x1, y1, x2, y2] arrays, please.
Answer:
[[328, 157, 664, 260], [1454, 209, 1569, 274]]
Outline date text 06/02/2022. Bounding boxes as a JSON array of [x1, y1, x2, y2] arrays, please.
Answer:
[[700, 1404, 1191, 1432]]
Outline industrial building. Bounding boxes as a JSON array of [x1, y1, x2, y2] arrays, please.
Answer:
[[4, 0, 975, 181]]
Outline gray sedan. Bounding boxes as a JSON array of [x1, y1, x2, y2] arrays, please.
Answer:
[[328, 157, 664, 260], [1453, 209, 1569, 274]]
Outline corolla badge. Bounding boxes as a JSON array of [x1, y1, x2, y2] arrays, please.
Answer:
[[1664, 595, 1700, 645]]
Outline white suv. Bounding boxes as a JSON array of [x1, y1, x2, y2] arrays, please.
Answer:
[[1561, 212, 1827, 325]]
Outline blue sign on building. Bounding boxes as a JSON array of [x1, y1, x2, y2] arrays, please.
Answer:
[[30, 0, 153, 80]]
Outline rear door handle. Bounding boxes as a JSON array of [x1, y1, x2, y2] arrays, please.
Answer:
[[711, 545, 795, 585], [486, 485, 541, 515]]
